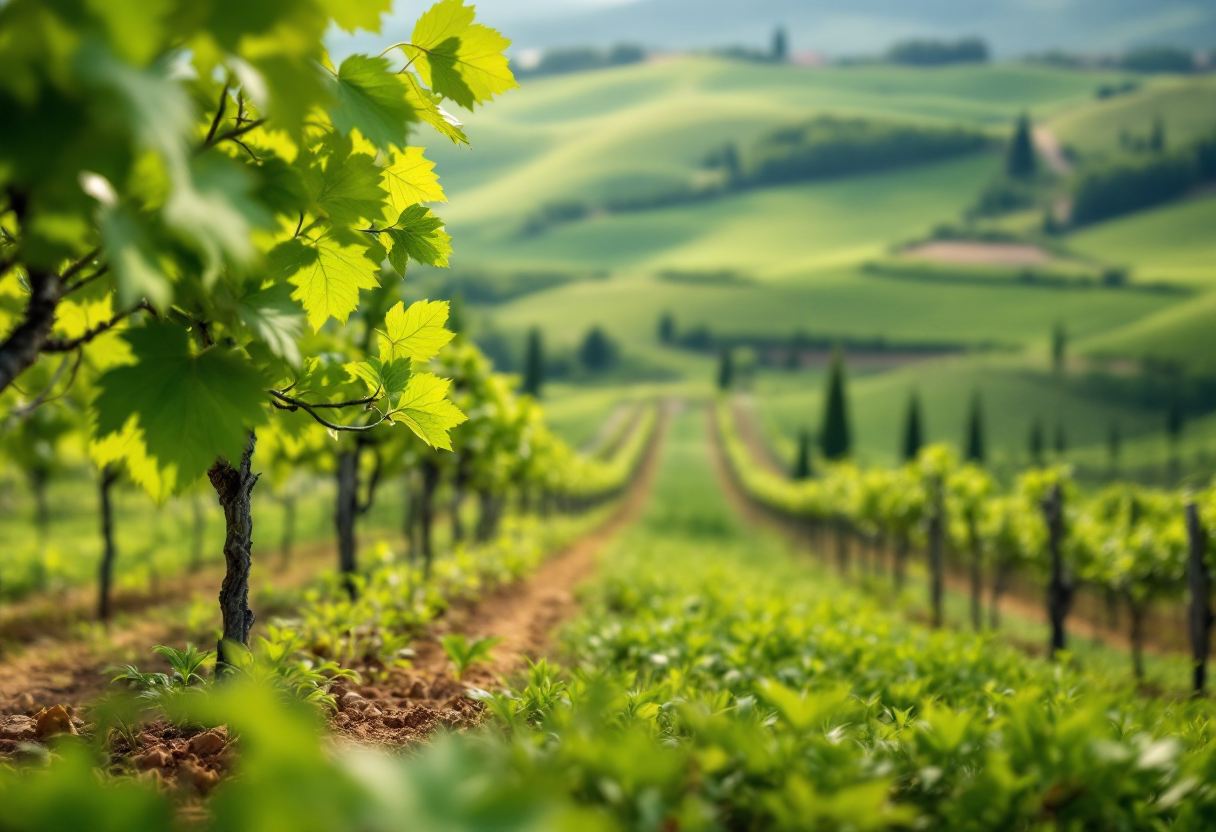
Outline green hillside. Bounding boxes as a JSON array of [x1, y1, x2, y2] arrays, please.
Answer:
[[1050, 75, 1216, 157], [423, 57, 1216, 477], [1067, 192, 1216, 285]]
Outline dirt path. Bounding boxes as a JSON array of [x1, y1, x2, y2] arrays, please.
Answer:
[[325, 404, 670, 750], [708, 405, 1180, 661], [1034, 126, 1072, 176], [0, 405, 669, 755], [0, 539, 345, 716], [425, 402, 668, 677]]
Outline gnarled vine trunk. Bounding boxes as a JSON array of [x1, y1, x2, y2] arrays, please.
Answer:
[[1187, 502, 1212, 695], [278, 495, 296, 572], [419, 458, 441, 578], [894, 534, 909, 592], [1042, 483, 1072, 659], [927, 503, 944, 629], [968, 516, 982, 631], [97, 464, 120, 623], [834, 518, 849, 575], [335, 448, 360, 598], [1127, 595, 1147, 681], [209, 432, 259, 673]]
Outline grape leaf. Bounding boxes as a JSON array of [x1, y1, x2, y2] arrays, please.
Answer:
[[272, 231, 383, 330], [347, 355, 411, 396], [238, 282, 305, 366], [327, 54, 414, 151], [401, 0, 517, 110], [383, 147, 445, 220], [378, 299, 452, 363], [99, 205, 173, 311], [385, 205, 451, 274], [403, 73, 468, 145], [305, 136, 387, 225], [89, 415, 175, 502], [388, 372, 466, 450], [321, 0, 392, 33], [93, 322, 269, 490]]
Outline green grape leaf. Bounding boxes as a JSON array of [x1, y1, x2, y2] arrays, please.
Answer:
[[237, 282, 305, 366], [321, 0, 392, 33], [378, 299, 452, 363], [403, 73, 468, 145], [388, 372, 466, 450], [383, 147, 445, 220], [272, 231, 383, 331], [401, 0, 517, 110], [347, 355, 411, 396], [385, 205, 451, 274], [305, 134, 387, 225], [327, 54, 414, 151], [93, 322, 268, 490], [99, 205, 173, 311]]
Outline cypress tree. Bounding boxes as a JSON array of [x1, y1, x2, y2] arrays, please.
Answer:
[[965, 392, 986, 464], [579, 325, 617, 373], [1007, 113, 1037, 179], [820, 348, 851, 460], [657, 312, 675, 344], [717, 348, 734, 391], [1168, 394, 1185, 444], [792, 428, 813, 480], [447, 292, 466, 337], [1029, 418, 1045, 465], [521, 327, 544, 398], [901, 391, 923, 462], [1051, 323, 1067, 376], [1149, 116, 1165, 153], [772, 26, 788, 62]]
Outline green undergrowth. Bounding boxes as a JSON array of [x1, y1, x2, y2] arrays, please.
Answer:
[[456, 408, 1216, 830]]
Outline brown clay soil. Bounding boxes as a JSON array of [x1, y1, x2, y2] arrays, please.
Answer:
[[712, 404, 1186, 660], [0, 405, 669, 778], [326, 403, 668, 750], [902, 240, 1058, 267]]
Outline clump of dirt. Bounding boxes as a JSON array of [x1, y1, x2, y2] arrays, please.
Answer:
[[326, 674, 485, 748]]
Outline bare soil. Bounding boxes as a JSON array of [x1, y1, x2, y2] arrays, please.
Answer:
[[326, 404, 668, 749], [0, 406, 669, 774], [903, 240, 1057, 267]]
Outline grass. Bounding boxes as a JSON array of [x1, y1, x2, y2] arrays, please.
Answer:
[[748, 354, 1171, 471], [1050, 74, 1216, 158], [432, 58, 1130, 216], [1067, 192, 1216, 287]]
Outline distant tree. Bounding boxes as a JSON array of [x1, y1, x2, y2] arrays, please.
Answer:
[[448, 293, 467, 337], [1029, 418, 1045, 465], [1108, 421, 1122, 475], [657, 312, 676, 344], [1119, 46, 1194, 74], [579, 326, 618, 373], [1054, 423, 1067, 458], [772, 26, 789, 63], [1007, 113, 1037, 179], [522, 328, 545, 397], [965, 392, 986, 464], [1167, 393, 1184, 482], [1149, 116, 1166, 153], [792, 428, 813, 480], [1052, 323, 1067, 376], [901, 391, 924, 462], [820, 349, 852, 460], [886, 37, 988, 65], [717, 348, 734, 391]]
